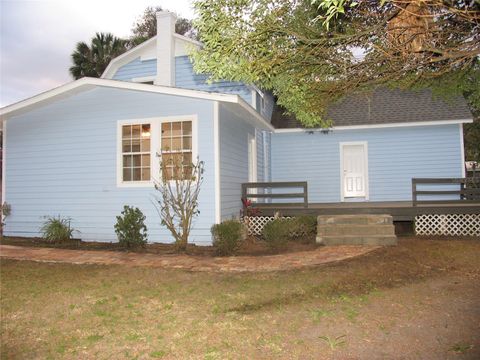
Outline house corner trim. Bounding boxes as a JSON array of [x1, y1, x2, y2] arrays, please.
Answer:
[[213, 101, 221, 223]]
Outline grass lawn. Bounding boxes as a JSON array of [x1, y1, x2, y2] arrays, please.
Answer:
[[1, 238, 479, 359]]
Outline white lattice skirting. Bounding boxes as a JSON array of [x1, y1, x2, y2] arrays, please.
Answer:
[[243, 216, 291, 236], [415, 214, 480, 236]]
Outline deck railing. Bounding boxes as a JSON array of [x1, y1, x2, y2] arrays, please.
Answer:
[[412, 177, 480, 206], [241, 181, 308, 209]]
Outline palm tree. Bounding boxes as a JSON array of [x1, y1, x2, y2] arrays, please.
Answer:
[[69, 33, 128, 79]]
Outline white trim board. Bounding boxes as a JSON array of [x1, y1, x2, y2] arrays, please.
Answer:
[[339, 141, 369, 201], [101, 36, 158, 79], [460, 123, 466, 177], [213, 102, 221, 223], [1, 121, 6, 206], [116, 115, 198, 188], [0, 77, 274, 131], [274, 119, 474, 133]]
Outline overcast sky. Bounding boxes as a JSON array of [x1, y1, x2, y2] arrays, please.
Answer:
[[0, 0, 195, 107]]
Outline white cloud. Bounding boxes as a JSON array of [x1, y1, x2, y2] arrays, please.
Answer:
[[0, 0, 195, 107]]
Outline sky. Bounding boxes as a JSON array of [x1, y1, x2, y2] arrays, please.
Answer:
[[0, 0, 195, 107]]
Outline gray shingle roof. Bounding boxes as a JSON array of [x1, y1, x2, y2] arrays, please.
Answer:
[[271, 88, 472, 128]]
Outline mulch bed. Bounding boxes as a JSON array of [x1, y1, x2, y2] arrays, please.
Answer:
[[0, 236, 319, 257]]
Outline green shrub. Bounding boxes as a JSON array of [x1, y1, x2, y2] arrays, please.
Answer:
[[262, 219, 291, 250], [290, 215, 317, 243], [211, 220, 244, 256], [40, 216, 76, 243], [114, 206, 148, 249]]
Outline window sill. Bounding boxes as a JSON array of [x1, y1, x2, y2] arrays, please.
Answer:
[[117, 181, 154, 188]]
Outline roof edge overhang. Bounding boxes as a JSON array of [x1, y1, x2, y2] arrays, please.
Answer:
[[273, 118, 474, 133], [0, 77, 274, 131]]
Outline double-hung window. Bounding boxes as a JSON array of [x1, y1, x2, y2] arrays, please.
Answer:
[[121, 123, 151, 182], [118, 117, 196, 186], [160, 121, 193, 180]]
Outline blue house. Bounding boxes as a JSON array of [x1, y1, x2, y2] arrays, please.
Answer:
[[0, 12, 473, 244]]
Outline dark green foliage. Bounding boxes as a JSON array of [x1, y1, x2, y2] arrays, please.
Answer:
[[40, 216, 76, 243], [290, 216, 317, 244], [211, 220, 245, 256], [69, 33, 128, 79], [263, 216, 317, 249], [193, 0, 479, 127], [262, 219, 291, 251], [114, 206, 148, 249]]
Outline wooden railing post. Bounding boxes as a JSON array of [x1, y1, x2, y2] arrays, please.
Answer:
[[412, 178, 417, 207], [303, 182, 308, 208], [241, 183, 247, 211]]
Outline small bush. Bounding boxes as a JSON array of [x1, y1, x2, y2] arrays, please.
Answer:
[[211, 220, 244, 256], [114, 206, 148, 249], [262, 219, 291, 250], [40, 216, 76, 243], [290, 215, 317, 243]]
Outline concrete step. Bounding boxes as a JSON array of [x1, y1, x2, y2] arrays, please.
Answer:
[[318, 214, 393, 226], [317, 224, 395, 236], [316, 235, 398, 246]]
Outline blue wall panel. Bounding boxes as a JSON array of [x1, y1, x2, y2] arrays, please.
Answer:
[[5, 87, 216, 245], [112, 58, 156, 81], [175, 56, 253, 104], [271, 125, 463, 202]]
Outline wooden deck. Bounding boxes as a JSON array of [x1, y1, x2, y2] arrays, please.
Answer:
[[252, 201, 480, 221], [243, 178, 480, 221]]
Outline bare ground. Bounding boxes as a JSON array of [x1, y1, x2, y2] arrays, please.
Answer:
[[1, 237, 479, 359]]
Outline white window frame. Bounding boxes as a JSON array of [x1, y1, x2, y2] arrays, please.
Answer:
[[158, 115, 198, 183], [339, 141, 369, 201], [116, 115, 198, 187]]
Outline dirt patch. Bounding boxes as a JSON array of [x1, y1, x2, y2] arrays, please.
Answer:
[[0, 236, 319, 256]]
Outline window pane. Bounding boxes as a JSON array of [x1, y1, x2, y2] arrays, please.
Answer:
[[161, 122, 171, 137], [132, 125, 141, 138], [172, 122, 181, 136], [122, 140, 131, 153], [183, 121, 192, 136], [123, 155, 132, 167], [123, 168, 132, 182], [141, 138, 150, 152], [161, 137, 171, 151], [141, 167, 150, 181], [183, 136, 192, 150], [141, 124, 150, 138], [183, 152, 192, 165], [162, 154, 173, 166], [133, 168, 141, 181], [132, 139, 140, 152], [163, 167, 173, 181], [122, 125, 131, 139], [183, 165, 192, 179], [133, 154, 141, 167], [172, 153, 182, 167], [141, 154, 150, 167], [172, 137, 182, 151]]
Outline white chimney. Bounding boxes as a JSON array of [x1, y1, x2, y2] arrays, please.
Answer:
[[155, 11, 176, 86]]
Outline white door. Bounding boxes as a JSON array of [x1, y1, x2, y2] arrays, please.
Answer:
[[341, 143, 368, 199], [248, 133, 257, 183]]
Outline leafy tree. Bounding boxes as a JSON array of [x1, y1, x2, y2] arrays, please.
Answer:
[[130, 6, 196, 46], [69, 32, 128, 79], [192, 0, 480, 127]]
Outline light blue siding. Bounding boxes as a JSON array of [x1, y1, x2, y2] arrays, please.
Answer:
[[258, 92, 275, 121], [5, 87, 216, 245], [218, 104, 268, 219], [175, 56, 252, 104], [271, 124, 463, 202], [112, 57, 156, 81]]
